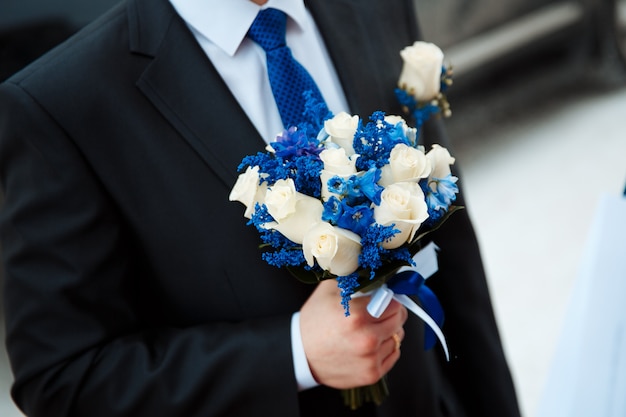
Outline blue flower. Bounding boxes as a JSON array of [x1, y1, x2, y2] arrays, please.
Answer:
[[355, 168, 383, 205], [322, 196, 344, 224], [270, 127, 322, 160], [327, 176, 348, 195], [293, 155, 323, 198], [336, 204, 374, 236], [358, 223, 402, 275], [412, 104, 440, 130], [353, 112, 411, 171], [263, 248, 306, 268], [425, 191, 446, 212], [298, 90, 333, 134], [430, 175, 459, 206], [336, 273, 360, 316]]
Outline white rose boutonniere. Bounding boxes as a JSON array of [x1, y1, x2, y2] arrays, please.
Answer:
[[395, 41, 453, 126], [398, 41, 444, 102]]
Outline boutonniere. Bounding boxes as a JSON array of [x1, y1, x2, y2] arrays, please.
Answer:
[[229, 41, 458, 410], [396, 41, 453, 128]]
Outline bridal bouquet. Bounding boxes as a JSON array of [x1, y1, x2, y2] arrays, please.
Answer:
[[230, 41, 458, 408]]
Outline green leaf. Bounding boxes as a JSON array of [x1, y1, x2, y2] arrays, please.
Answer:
[[286, 265, 331, 284]]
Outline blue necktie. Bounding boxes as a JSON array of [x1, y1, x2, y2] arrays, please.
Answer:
[[247, 8, 328, 129]]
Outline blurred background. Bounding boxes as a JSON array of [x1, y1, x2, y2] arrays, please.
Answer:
[[1, 1, 625, 416]]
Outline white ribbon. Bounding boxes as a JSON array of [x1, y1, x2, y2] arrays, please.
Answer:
[[356, 242, 449, 360]]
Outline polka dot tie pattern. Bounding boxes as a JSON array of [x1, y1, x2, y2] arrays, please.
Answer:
[[247, 8, 329, 129]]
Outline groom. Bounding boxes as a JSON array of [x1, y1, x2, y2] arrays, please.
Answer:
[[0, 0, 520, 416]]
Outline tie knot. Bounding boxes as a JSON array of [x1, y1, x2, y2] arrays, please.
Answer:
[[247, 8, 287, 52]]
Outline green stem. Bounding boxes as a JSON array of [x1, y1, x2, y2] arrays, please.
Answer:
[[341, 377, 389, 410]]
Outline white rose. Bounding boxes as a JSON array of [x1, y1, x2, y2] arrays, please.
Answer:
[[398, 41, 444, 102], [379, 143, 432, 187], [374, 182, 429, 249], [324, 112, 359, 155], [302, 222, 361, 276], [229, 166, 267, 218], [319, 147, 358, 200], [265, 179, 298, 220], [426, 144, 455, 179], [264, 178, 324, 244]]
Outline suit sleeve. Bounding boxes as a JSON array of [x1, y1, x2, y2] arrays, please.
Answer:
[[0, 81, 301, 417], [422, 119, 522, 417]]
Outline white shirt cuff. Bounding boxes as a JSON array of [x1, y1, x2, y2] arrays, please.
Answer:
[[290, 312, 319, 391]]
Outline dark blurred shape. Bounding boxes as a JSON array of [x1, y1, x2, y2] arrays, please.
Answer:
[[0, 0, 120, 81], [1, 0, 625, 87], [0, 19, 74, 81], [415, 0, 626, 94]]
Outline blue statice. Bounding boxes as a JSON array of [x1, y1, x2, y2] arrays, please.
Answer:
[[358, 223, 405, 278], [248, 205, 294, 248], [353, 112, 411, 171], [293, 155, 324, 198], [247, 204, 274, 232], [412, 103, 441, 130], [239, 152, 290, 185], [298, 90, 333, 134], [394, 87, 417, 114], [386, 245, 413, 265], [336, 273, 360, 316], [262, 248, 306, 268], [248, 204, 306, 268], [394, 88, 441, 131]]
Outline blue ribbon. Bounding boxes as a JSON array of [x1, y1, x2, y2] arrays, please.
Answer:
[[387, 270, 445, 351]]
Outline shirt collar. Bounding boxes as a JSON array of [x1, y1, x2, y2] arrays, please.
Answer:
[[169, 0, 309, 57]]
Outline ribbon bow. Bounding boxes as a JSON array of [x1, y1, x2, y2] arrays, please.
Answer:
[[365, 242, 449, 360]]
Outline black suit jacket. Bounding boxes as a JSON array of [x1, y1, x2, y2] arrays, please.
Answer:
[[0, 0, 520, 416]]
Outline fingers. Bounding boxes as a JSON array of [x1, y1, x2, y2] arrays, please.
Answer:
[[381, 328, 405, 368], [299, 282, 408, 389]]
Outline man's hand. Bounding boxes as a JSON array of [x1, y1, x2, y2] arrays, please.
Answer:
[[299, 279, 408, 389]]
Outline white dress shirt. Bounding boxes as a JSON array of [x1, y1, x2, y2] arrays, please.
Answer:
[[168, 0, 349, 391], [169, 0, 349, 141]]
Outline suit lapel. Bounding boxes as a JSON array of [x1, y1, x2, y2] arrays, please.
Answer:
[[128, 0, 264, 188], [125, 0, 419, 190], [307, 0, 417, 117]]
